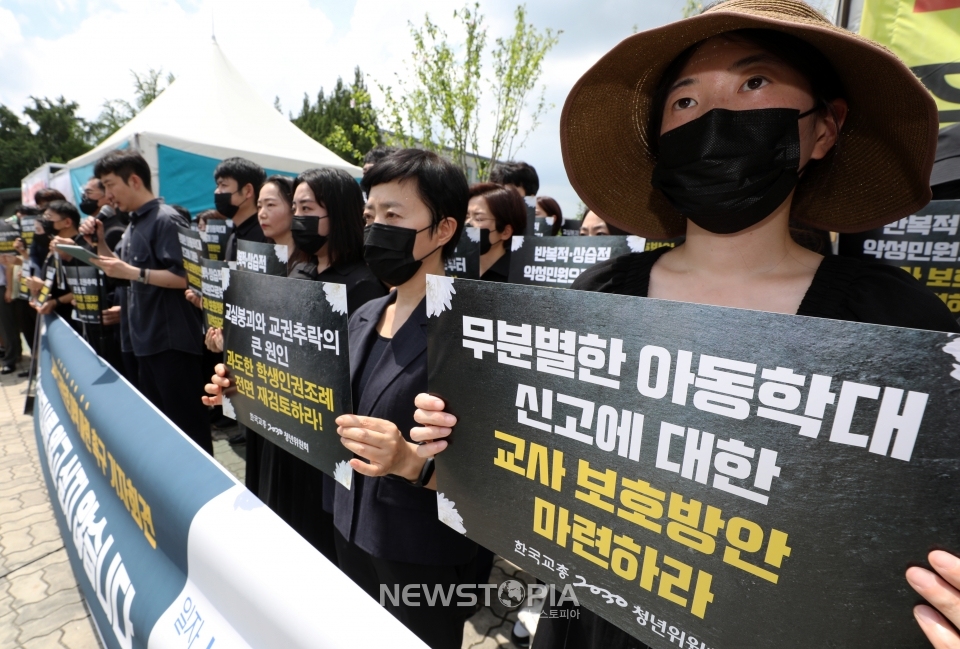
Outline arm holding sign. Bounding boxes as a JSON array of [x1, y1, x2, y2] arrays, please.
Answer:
[[907, 551, 960, 649], [334, 413, 435, 488]]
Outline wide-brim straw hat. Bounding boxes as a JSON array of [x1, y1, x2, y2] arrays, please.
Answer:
[[560, 0, 939, 239]]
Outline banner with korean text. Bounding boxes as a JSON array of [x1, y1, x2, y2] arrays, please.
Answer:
[[32, 314, 426, 648], [425, 277, 960, 649]]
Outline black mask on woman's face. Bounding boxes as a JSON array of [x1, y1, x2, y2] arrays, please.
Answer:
[[363, 222, 438, 286], [479, 228, 494, 255], [40, 219, 56, 236], [290, 215, 328, 255], [651, 106, 818, 234], [214, 191, 240, 218]]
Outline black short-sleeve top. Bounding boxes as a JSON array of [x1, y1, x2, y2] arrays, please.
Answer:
[[572, 246, 960, 333]]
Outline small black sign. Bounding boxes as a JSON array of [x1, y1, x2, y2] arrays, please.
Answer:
[[0, 218, 20, 253], [63, 266, 101, 324], [445, 227, 481, 279], [839, 199, 960, 317], [221, 270, 355, 485], [202, 221, 229, 261], [236, 240, 287, 276], [176, 226, 204, 293], [507, 235, 645, 286], [561, 219, 583, 237], [201, 258, 229, 330], [426, 277, 958, 649]]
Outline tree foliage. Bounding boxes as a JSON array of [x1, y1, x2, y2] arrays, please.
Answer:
[[91, 68, 175, 143], [379, 3, 559, 179], [292, 67, 382, 166]]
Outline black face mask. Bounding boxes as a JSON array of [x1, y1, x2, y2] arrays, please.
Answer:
[[290, 215, 328, 255], [214, 191, 240, 219], [651, 106, 817, 234], [479, 228, 493, 255], [79, 198, 100, 216], [363, 223, 438, 286], [40, 219, 56, 237]]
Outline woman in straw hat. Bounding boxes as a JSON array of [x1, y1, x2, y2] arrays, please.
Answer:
[[411, 0, 960, 647]]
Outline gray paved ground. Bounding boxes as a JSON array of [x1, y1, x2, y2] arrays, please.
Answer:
[[1, 353, 529, 649]]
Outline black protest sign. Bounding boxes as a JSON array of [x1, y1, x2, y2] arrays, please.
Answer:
[[425, 277, 959, 649], [201, 221, 228, 260], [237, 240, 287, 276], [19, 216, 35, 246], [201, 258, 229, 329], [62, 266, 101, 324], [0, 218, 20, 253], [445, 227, 480, 279], [531, 217, 551, 237], [37, 261, 58, 305], [176, 226, 204, 293], [221, 270, 355, 485], [839, 199, 960, 317], [507, 235, 645, 286], [561, 219, 583, 237]]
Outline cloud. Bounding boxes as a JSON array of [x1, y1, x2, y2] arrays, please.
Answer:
[[0, 0, 692, 215]]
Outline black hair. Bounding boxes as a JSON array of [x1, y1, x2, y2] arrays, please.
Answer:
[[293, 168, 365, 267], [87, 176, 105, 192], [363, 146, 399, 168], [45, 200, 81, 229], [170, 204, 192, 223], [262, 175, 294, 207], [361, 148, 468, 260], [490, 161, 539, 196], [94, 150, 153, 192], [581, 207, 628, 235], [16, 205, 42, 216], [34, 188, 66, 205], [214, 157, 266, 201], [537, 196, 563, 236], [649, 28, 846, 157]]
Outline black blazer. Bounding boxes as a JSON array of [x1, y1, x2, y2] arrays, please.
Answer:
[[333, 291, 478, 566]]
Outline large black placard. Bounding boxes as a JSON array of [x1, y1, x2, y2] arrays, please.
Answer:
[[176, 226, 204, 293], [62, 266, 101, 324], [507, 235, 645, 286], [839, 199, 960, 317], [221, 270, 355, 486], [445, 227, 480, 279], [561, 219, 583, 237], [237, 240, 287, 276], [425, 276, 959, 649]]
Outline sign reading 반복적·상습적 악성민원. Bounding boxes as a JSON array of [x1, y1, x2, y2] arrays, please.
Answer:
[[425, 275, 959, 649]]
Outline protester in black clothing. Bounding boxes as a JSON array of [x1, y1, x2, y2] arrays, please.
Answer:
[[38, 201, 83, 327], [491, 161, 539, 220], [246, 169, 385, 564], [82, 150, 211, 455], [412, 2, 960, 648], [217, 157, 267, 262], [466, 182, 527, 282], [535, 196, 563, 236], [580, 209, 628, 236]]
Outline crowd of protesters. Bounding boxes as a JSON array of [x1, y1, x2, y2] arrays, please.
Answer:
[[4, 1, 960, 648]]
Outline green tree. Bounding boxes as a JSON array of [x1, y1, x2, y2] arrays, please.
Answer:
[[488, 5, 560, 172], [0, 96, 97, 188], [91, 68, 175, 143], [681, 0, 703, 17], [378, 3, 559, 178], [292, 67, 382, 166]]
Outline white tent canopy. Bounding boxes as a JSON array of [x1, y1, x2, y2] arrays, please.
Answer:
[[60, 39, 360, 211]]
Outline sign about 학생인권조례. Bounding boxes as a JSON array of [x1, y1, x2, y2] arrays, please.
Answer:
[[445, 227, 481, 279], [838, 199, 960, 318], [236, 240, 287, 276], [221, 269, 355, 486], [507, 235, 645, 287], [424, 276, 960, 649]]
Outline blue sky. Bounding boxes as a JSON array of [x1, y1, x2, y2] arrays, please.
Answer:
[[0, 0, 836, 214]]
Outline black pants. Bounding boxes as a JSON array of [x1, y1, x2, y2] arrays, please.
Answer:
[[0, 296, 21, 366], [14, 300, 36, 355], [334, 530, 473, 649], [137, 350, 212, 455]]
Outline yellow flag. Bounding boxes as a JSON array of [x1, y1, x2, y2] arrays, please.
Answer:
[[860, 0, 960, 125]]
